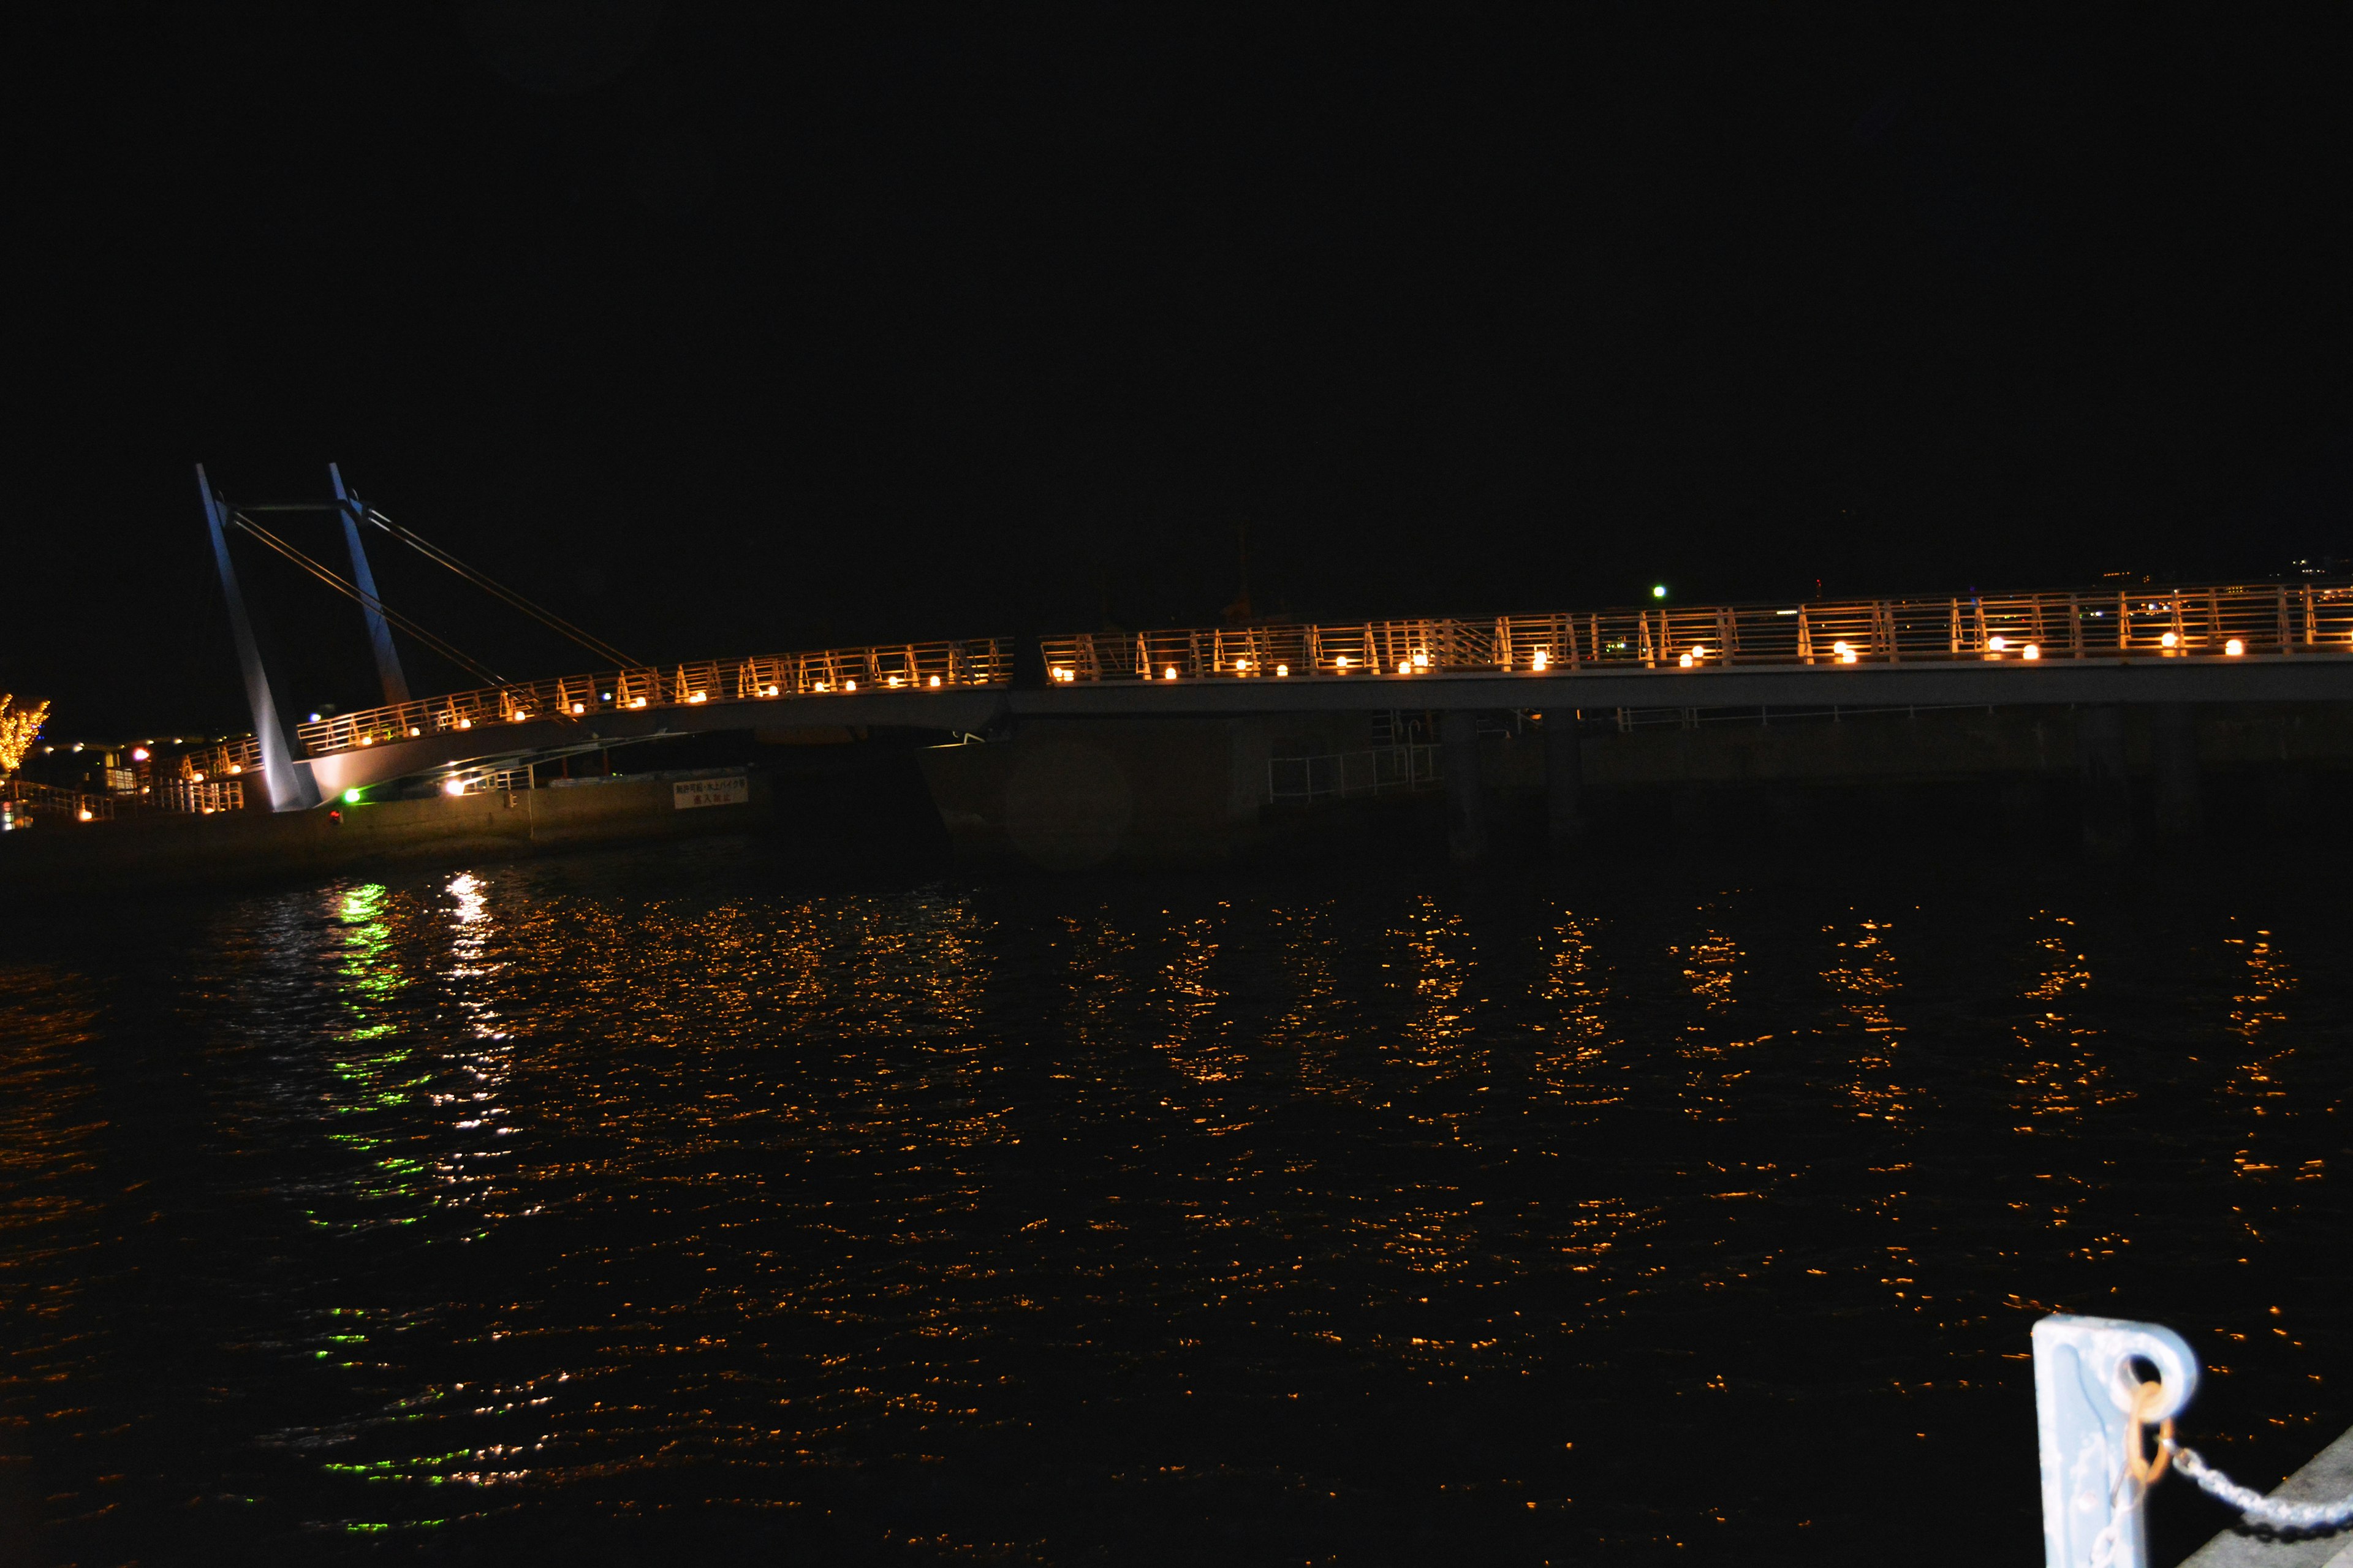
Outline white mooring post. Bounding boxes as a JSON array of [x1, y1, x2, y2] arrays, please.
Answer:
[[2033, 1314, 2201, 1568]]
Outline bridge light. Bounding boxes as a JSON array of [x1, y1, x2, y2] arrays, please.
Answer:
[[2023, 644, 2041, 660], [457, 718, 472, 729], [630, 697, 647, 708], [844, 679, 857, 691], [929, 675, 941, 687], [1335, 655, 1352, 670], [1397, 659, 1411, 674], [1678, 653, 1694, 668], [1412, 650, 1428, 668], [887, 676, 903, 687], [1276, 664, 1289, 677], [409, 727, 421, 737], [1988, 635, 2008, 653], [190, 771, 205, 782], [687, 691, 707, 703], [2160, 631, 2179, 649], [572, 702, 586, 714], [359, 735, 371, 746], [1164, 665, 1178, 680], [2225, 638, 2245, 656], [444, 779, 466, 796], [229, 764, 241, 773], [131, 747, 148, 760], [78, 808, 93, 822], [1531, 650, 1548, 671]]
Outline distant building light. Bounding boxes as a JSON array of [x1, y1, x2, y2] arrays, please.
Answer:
[[131, 747, 149, 761]]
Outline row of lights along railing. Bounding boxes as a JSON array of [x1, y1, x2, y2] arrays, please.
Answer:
[[1039, 582, 2349, 683], [249, 585, 2346, 762], [292, 637, 1012, 759]]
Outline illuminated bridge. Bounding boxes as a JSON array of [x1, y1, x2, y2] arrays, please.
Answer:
[[178, 466, 2351, 863]]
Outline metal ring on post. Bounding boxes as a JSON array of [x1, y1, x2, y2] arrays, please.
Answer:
[[2125, 1381, 2174, 1487]]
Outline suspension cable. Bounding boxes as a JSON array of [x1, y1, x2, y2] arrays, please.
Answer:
[[361, 509, 643, 669], [229, 513, 511, 689]]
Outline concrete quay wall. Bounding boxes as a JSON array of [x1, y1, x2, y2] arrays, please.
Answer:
[[919, 703, 2353, 870], [0, 771, 771, 893]]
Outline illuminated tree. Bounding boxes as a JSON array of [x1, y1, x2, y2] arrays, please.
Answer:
[[0, 694, 50, 776]]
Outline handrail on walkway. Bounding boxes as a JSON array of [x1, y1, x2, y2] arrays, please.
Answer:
[[238, 580, 2353, 766], [1044, 580, 2353, 684], [287, 637, 1012, 762]]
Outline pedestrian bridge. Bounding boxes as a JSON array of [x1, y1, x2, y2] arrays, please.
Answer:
[[214, 578, 2351, 806]]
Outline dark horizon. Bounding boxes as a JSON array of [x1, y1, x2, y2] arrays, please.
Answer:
[[12, 9, 2351, 738]]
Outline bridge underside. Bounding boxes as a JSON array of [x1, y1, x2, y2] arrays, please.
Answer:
[[298, 653, 2352, 799]]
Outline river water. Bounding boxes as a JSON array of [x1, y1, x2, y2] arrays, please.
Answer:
[[1, 835, 2346, 1564]]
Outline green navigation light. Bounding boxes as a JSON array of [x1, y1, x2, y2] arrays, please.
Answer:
[[343, 789, 362, 805], [1651, 584, 1667, 599]]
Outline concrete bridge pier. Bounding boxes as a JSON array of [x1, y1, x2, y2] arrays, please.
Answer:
[[1545, 721, 1585, 847], [1441, 710, 1490, 863], [2151, 702, 2202, 838], [2078, 703, 2133, 854]]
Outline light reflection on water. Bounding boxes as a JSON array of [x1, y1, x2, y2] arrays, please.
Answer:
[[0, 844, 2346, 1564]]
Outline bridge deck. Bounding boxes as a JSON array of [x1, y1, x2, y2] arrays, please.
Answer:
[[192, 580, 2353, 798]]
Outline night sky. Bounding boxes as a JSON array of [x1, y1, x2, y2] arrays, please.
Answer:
[[12, 7, 2351, 738]]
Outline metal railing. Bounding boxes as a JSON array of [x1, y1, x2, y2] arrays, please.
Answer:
[[1267, 743, 1442, 804], [197, 581, 2351, 770], [292, 637, 1012, 760], [153, 778, 246, 813], [0, 778, 118, 824], [1043, 580, 2353, 684]]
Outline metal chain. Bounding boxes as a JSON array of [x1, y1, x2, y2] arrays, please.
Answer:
[[2167, 1441, 2353, 1532]]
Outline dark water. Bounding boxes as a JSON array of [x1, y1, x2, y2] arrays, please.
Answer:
[[1, 838, 2346, 1566]]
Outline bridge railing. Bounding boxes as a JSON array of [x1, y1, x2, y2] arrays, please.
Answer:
[[1042, 581, 2353, 682], [292, 637, 1012, 760]]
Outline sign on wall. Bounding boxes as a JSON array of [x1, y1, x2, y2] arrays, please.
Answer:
[[672, 773, 749, 811]]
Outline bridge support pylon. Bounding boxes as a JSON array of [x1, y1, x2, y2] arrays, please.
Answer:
[[2078, 704, 2132, 855], [1545, 720, 1585, 847], [196, 464, 319, 812], [1441, 710, 1489, 863], [2151, 703, 2202, 838]]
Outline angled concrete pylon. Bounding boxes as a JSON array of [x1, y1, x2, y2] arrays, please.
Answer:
[[330, 463, 411, 708], [197, 464, 320, 811]]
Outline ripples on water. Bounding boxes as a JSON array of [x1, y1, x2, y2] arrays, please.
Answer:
[[1, 839, 2345, 1564]]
